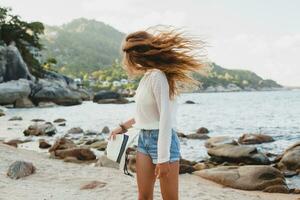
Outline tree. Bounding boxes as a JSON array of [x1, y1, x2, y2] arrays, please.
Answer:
[[0, 7, 45, 77]]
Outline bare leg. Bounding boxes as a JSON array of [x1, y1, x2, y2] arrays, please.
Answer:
[[136, 152, 156, 200], [159, 161, 179, 200]]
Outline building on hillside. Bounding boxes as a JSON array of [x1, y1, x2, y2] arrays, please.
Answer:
[[102, 81, 110, 87], [120, 79, 128, 85], [113, 81, 121, 87]]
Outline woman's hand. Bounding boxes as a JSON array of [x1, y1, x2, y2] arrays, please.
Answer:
[[108, 126, 123, 140], [155, 162, 170, 179]]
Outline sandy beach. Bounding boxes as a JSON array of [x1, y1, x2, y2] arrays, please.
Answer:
[[0, 144, 297, 200]]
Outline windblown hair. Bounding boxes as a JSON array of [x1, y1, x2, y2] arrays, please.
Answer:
[[122, 26, 207, 100]]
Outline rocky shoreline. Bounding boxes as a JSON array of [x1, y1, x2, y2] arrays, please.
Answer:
[[0, 105, 299, 198], [2, 143, 297, 200], [0, 44, 93, 108]]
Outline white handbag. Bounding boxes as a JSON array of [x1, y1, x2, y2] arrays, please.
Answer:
[[106, 128, 139, 176]]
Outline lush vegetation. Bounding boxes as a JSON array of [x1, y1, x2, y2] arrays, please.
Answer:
[[0, 7, 45, 77], [193, 63, 281, 90], [41, 18, 124, 74], [78, 60, 140, 92]]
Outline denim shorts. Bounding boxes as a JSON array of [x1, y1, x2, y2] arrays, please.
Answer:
[[137, 128, 181, 164]]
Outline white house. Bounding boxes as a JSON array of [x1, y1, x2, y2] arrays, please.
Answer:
[[113, 81, 121, 87], [120, 79, 128, 85], [102, 81, 110, 87]]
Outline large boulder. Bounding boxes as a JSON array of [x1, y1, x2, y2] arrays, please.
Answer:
[[196, 127, 209, 134], [93, 91, 129, 104], [238, 133, 274, 145], [23, 122, 57, 136], [49, 138, 77, 152], [14, 97, 35, 108], [205, 136, 238, 148], [194, 165, 289, 193], [0, 44, 35, 83], [207, 144, 270, 165], [0, 45, 7, 83], [0, 79, 32, 105], [39, 139, 51, 149], [53, 147, 96, 161], [30, 78, 82, 106], [185, 133, 209, 140], [277, 141, 300, 171], [67, 127, 84, 134], [7, 161, 36, 179]]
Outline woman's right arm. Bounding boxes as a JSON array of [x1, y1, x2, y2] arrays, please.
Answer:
[[108, 117, 136, 140]]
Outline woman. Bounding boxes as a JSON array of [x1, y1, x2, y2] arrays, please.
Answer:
[[109, 27, 205, 200]]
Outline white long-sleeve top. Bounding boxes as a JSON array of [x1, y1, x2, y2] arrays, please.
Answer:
[[132, 68, 178, 163]]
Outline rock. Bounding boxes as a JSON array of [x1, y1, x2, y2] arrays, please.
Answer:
[[0, 112, 5, 117], [186, 133, 209, 140], [95, 98, 129, 104], [89, 140, 108, 151], [196, 127, 209, 134], [238, 133, 274, 145], [0, 79, 31, 105], [8, 116, 23, 121], [180, 158, 198, 166], [84, 139, 101, 145], [58, 123, 66, 126], [38, 102, 57, 108], [30, 78, 82, 106], [31, 118, 45, 122], [7, 161, 36, 179], [193, 163, 209, 171], [101, 126, 110, 134], [67, 127, 84, 134], [207, 144, 270, 165], [3, 138, 32, 147], [39, 139, 51, 149], [95, 155, 119, 169], [23, 122, 56, 136], [277, 141, 300, 171], [14, 97, 34, 108], [180, 164, 196, 174], [205, 136, 238, 148], [77, 88, 93, 101], [194, 165, 289, 193], [84, 130, 98, 136], [180, 158, 198, 173], [1, 44, 35, 82], [185, 100, 195, 104], [80, 181, 107, 190], [177, 131, 187, 138], [0, 44, 33, 83], [49, 138, 77, 152], [282, 170, 298, 177], [93, 91, 129, 104], [54, 147, 96, 161], [53, 118, 66, 123]]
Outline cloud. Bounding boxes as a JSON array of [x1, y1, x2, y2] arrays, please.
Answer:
[[209, 33, 300, 86]]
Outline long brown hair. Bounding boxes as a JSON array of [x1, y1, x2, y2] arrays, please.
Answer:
[[122, 26, 207, 100]]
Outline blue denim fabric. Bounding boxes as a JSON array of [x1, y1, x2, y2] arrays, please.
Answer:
[[137, 128, 181, 164]]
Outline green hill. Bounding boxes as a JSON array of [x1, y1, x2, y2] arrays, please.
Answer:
[[41, 18, 124, 74], [193, 63, 281, 91]]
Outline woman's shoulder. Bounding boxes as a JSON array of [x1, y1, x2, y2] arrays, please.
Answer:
[[148, 69, 167, 80]]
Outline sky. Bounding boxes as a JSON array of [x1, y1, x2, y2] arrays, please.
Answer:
[[1, 0, 300, 86]]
